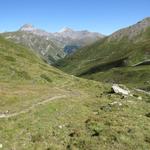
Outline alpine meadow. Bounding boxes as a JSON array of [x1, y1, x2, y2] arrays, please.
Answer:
[[0, 0, 150, 149]]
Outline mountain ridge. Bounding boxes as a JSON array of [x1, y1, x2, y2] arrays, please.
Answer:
[[1, 24, 104, 63], [108, 17, 150, 41]]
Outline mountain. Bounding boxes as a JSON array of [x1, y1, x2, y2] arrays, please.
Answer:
[[19, 24, 53, 37], [20, 24, 35, 31], [54, 27, 103, 42], [55, 17, 150, 88], [1, 25, 65, 63], [54, 27, 104, 55], [1, 25, 104, 63]]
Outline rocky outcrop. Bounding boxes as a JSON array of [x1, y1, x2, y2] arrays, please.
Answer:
[[112, 84, 131, 96]]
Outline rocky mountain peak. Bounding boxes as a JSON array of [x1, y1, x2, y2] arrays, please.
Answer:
[[59, 27, 74, 33], [19, 24, 35, 31], [19, 24, 53, 37]]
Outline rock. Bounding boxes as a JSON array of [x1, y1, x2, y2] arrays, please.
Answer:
[[58, 125, 65, 129], [137, 96, 142, 100], [112, 84, 131, 96], [58, 125, 63, 129], [93, 111, 99, 115], [100, 105, 112, 112], [0, 144, 2, 149], [110, 101, 122, 106]]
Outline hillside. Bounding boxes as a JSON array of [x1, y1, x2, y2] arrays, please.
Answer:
[[0, 36, 150, 149], [55, 17, 150, 88], [1, 30, 66, 64]]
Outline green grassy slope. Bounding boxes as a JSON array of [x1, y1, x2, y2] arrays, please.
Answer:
[[0, 36, 71, 113], [55, 22, 150, 88], [84, 66, 150, 89], [0, 37, 150, 149], [56, 27, 150, 74]]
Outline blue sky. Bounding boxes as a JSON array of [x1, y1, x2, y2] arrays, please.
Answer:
[[0, 0, 150, 35]]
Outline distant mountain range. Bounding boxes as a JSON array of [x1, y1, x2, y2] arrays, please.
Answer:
[[1, 24, 104, 63], [55, 17, 150, 88]]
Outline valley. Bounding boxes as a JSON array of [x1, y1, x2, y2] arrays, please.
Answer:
[[0, 17, 150, 150], [56, 17, 150, 90]]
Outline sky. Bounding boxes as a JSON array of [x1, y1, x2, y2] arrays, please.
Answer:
[[0, 0, 150, 35]]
